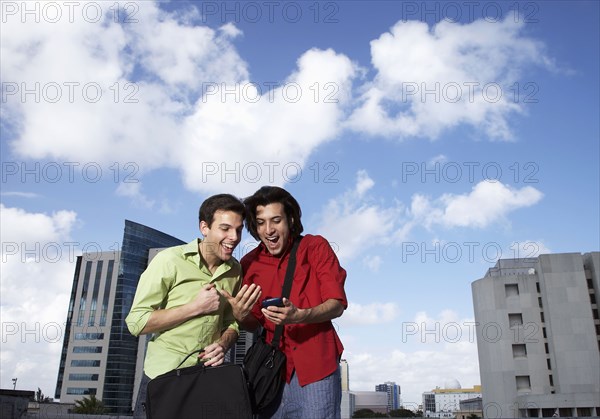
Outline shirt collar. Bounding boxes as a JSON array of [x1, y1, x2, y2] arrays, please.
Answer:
[[181, 238, 235, 272], [255, 236, 296, 267]]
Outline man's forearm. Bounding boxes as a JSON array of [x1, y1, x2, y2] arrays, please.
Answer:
[[140, 305, 196, 335], [295, 298, 344, 324], [218, 328, 239, 351]]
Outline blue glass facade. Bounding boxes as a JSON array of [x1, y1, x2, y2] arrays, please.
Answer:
[[376, 382, 402, 411], [102, 220, 184, 414]]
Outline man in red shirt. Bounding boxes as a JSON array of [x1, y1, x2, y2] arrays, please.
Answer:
[[225, 186, 347, 418]]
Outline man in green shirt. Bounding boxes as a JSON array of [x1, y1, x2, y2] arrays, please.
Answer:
[[126, 194, 246, 418]]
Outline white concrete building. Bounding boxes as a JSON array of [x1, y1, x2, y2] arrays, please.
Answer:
[[422, 381, 481, 417], [340, 359, 350, 391], [472, 252, 600, 418], [341, 391, 356, 419]]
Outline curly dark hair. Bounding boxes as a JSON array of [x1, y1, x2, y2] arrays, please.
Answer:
[[198, 194, 245, 227], [244, 186, 304, 241]]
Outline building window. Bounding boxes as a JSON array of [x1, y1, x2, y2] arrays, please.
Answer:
[[69, 374, 99, 381], [542, 327, 547, 338], [88, 261, 103, 326], [577, 407, 592, 417], [505, 284, 519, 297], [515, 375, 531, 392], [99, 260, 114, 326], [74, 333, 104, 341], [538, 297, 543, 308], [540, 311, 545, 323], [71, 360, 101, 367], [536, 282, 541, 293], [66, 388, 97, 395], [542, 408, 556, 417], [73, 346, 102, 353], [512, 344, 527, 358], [559, 408, 573, 417], [545, 343, 550, 354], [547, 358, 552, 369], [593, 309, 599, 320], [549, 375, 554, 386], [508, 313, 523, 327], [76, 261, 93, 327]]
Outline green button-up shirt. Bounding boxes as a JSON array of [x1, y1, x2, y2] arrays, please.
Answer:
[[126, 239, 242, 378]]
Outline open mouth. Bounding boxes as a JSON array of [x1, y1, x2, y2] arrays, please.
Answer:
[[265, 236, 279, 248], [222, 242, 235, 254]]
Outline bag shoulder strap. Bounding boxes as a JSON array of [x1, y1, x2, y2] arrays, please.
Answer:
[[271, 236, 303, 348], [175, 348, 204, 369]]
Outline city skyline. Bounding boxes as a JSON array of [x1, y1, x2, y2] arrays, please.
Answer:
[[1, 0, 599, 407]]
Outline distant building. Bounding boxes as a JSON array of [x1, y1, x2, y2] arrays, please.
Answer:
[[422, 381, 481, 418], [0, 389, 34, 418], [472, 252, 600, 418], [340, 359, 350, 391], [376, 381, 401, 411], [352, 391, 388, 415], [341, 391, 356, 419], [54, 220, 185, 414], [455, 396, 483, 419]]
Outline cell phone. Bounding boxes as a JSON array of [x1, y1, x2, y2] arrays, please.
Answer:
[[261, 297, 284, 308]]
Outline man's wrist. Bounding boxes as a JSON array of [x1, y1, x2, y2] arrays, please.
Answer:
[[297, 307, 312, 324]]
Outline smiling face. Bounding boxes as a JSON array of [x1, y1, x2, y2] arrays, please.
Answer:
[[200, 209, 244, 264], [256, 203, 291, 257]]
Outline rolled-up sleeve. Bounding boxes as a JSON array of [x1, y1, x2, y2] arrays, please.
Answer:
[[126, 252, 173, 336], [313, 236, 348, 308]]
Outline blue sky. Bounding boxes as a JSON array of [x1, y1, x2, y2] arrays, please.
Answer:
[[1, 0, 598, 407]]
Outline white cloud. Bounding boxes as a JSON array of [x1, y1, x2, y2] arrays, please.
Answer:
[[115, 182, 180, 214], [2, 3, 358, 197], [342, 310, 480, 407], [317, 170, 406, 261], [412, 181, 543, 229], [362, 255, 382, 272], [315, 174, 543, 266], [355, 170, 375, 198], [2, 3, 552, 204], [428, 154, 448, 166], [115, 181, 155, 209], [177, 47, 357, 196], [127, 5, 248, 91], [219, 22, 243, 39], [0, 204, 79, 395], [346, 17, 550, 140], [338, 302, 400, 326], [1, 1, 246, 172]]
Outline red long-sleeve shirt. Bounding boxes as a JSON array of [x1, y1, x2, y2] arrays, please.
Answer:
[[241, 234, 348, 386]]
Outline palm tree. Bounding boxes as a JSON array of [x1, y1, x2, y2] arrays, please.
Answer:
[[72, 394, 108, 414]]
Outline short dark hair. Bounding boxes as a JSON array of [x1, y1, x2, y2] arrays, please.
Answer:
[[244, 186, 303, 241], [199, 194, 245, 227]]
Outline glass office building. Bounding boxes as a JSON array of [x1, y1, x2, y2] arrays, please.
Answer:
[[55, 220, 185, 414]]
